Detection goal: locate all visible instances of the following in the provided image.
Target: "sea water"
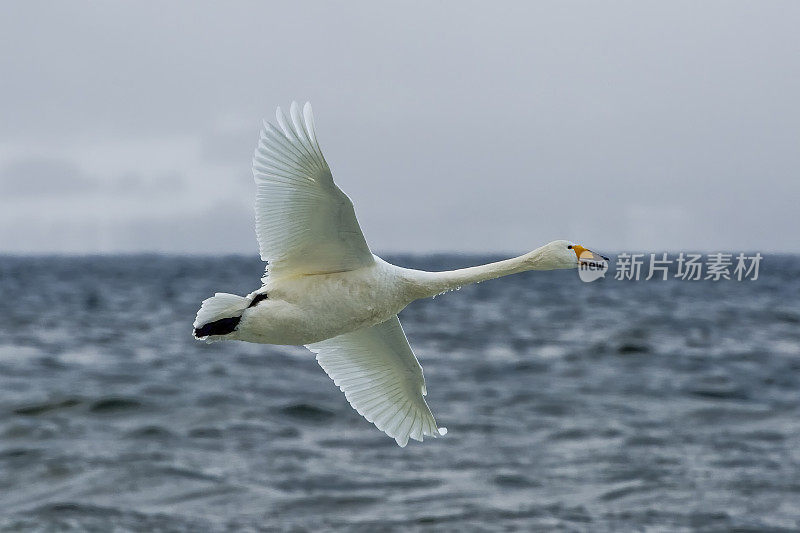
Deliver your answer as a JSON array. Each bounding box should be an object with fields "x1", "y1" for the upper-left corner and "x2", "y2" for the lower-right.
[{"x1": 1, "y1": 254, "x2": 798, "y2": 531}]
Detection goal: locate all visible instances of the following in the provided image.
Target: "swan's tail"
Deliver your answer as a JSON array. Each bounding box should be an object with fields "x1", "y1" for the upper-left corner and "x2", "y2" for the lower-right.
[{"x1": 193, "y1": 292, "x2": 248, "y2": 342}]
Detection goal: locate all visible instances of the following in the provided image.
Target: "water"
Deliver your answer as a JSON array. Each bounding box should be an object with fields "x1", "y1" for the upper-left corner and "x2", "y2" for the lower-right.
[{"x1": 1, "y1": 254, "x2": 799, "y2": 532}]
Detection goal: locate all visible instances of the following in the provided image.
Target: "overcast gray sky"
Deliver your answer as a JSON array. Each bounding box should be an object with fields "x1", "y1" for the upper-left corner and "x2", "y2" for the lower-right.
[{"x1": 1, "y1": 1, "x2": 798, "y2": 254}]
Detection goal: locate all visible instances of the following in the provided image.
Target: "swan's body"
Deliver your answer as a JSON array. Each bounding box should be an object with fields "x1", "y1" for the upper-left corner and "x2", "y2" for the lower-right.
[
  {"x1": 194, "y1": 102, "x2": 605, "y2": 446},
  {"x1": 233, "y1": 257, "x2": 409, "y2": 346}
]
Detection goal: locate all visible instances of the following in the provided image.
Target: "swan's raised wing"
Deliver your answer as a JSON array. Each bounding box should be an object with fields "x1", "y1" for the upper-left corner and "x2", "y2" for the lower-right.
[
  {"x1": 307, "y1": 316, "x2": 447, "y2": 447},
  {"x1": 252, "y1": 102, "x2": 373, "y2": 278}
]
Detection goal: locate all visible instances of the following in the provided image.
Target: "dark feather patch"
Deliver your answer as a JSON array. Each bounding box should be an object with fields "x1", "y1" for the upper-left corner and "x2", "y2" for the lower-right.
[
  {"x1": 194, "y1": 316, "x2": 241, "y2": 338},
  {"x1": 248, "y1": 292, "x2": 269, "y2": 308}
]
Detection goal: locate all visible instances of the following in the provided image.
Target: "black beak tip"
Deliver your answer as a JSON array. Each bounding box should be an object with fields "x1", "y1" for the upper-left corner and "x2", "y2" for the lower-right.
[{"x1": 602, "y1": 255, "x2": 610, "y2": 261}]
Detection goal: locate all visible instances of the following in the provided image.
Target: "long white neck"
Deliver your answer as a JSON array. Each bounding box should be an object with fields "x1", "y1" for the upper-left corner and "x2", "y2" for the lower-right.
[{"x1": 406, "y1": 245, "x2": 555, "y2": 299}]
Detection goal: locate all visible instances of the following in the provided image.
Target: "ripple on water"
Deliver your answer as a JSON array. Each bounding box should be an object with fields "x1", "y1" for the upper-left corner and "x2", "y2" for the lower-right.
[
  {"x1": 1, "y1": 255, "x2": 800, "y2": 530},
  {"x1": 187, "y1": 427, "x2": 223, "y2": 439},
  {"x1": 88, "y1": 397, "x2": 143, "y2": 413},
  {"x1": 125, "y1": 425, "x2": 176, "y2": 440},
  {"x1": 13, "y1": 398, "x2": 82, "y2": 416},
  {"x1": 279, "y1": 403, "x2": 335, "y2": 423}
]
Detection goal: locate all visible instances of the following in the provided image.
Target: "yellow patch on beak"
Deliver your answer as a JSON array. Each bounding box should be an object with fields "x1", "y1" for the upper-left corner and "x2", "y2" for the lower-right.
[
  {"x1": 573, "y1": 245, "x2": 609, "y2": 263},
  {"x1": 572, "y1": 245, "x2": 588, "y2": 259}
]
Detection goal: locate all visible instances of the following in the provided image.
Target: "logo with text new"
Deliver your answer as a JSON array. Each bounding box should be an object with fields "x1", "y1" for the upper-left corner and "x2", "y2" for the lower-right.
[{"x1": 578, "y1": 250, "x2": 609, "y2": 282}]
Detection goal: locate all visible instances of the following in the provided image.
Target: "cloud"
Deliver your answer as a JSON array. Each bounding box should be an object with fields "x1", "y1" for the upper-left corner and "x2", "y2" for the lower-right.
[
  {"x1": 0, "y1": 155, "x2": 188, "y2": 199},
  {"x1": 0, "y1": 193, "x2": 254, "y2": 254},
  {"x1": 1, "y1": 2, "x2": 799, "y2": 252},
  {"x1": 0, "y1": 156, "x2": 95, "y2": 197}
]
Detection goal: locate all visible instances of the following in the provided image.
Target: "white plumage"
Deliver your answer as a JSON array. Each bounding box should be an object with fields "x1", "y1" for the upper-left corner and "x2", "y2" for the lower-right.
[
  {"x1": 308, "y1": 316, "x2": 444, "y2": 447},
  {"x1": 253, "y1": 102, "x2": 373, "y2": 279},
  {"x1": 194, "y1": 101, "x2": 603, "y2": 446},
  {"x1": 193, "y1": 293, "x2": 247, "y2": 339}
]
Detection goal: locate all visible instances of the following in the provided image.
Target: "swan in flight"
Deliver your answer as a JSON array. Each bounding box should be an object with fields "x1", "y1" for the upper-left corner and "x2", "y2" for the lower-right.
[{"x1": 193, "y1": 102, "x2": 606, "y2": 446}]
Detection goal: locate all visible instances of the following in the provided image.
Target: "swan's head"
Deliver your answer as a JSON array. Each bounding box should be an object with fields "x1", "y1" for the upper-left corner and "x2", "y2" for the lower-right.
[{"x1": 532, "y1": 240, "x2": 609, "y2": 270}]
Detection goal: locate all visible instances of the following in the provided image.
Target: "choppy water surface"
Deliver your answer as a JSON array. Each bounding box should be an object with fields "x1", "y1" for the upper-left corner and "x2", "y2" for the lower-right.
[{"x1": 1, "y1": 254, "x2": 799, "y2": 531}]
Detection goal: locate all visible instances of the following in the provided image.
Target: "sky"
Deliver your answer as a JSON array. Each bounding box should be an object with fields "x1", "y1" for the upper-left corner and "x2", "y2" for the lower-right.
[{"x1": 1, "y1": 1, "x2": 798, "y2": 255}]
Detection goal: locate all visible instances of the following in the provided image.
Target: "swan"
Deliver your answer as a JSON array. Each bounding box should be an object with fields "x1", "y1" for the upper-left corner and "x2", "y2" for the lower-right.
[{"x1": 193, "y1": 102, "x2": 606, "y2": 446}]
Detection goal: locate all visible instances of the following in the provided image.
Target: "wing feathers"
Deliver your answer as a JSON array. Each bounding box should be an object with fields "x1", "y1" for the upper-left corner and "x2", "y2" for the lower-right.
[
  {"x1": 252, "y1": 102, "x2": 373, "y2": 277},
  {"x1": 302, "y1": 102, "x2": 326, "y2": 164},
  {"x1": 289, "y1": 102, "x2": 322, "y2": 170},
  {"x1": 307, "y1": 316, "x2": 446, "y2": 447}
]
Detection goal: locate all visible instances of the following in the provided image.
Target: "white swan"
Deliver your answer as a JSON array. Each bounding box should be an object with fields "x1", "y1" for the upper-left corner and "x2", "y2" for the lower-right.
[{"x1": 193, "y1": 102, "x2": 606, "y2": 446}]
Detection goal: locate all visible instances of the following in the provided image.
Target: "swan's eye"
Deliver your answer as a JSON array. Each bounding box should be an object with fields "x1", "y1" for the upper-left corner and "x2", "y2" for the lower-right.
[{"x1": 567, "y1": 245, "x2": 573, "y2": 249}]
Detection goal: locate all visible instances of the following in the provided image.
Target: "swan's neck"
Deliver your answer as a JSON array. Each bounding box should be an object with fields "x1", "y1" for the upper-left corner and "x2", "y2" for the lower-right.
[{"x1": 410, "y1": 246, "x2": 552, "y2": 299}]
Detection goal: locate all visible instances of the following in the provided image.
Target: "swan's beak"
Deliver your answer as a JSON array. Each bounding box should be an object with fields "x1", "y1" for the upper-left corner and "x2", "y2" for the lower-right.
[{"x1": 572, "y1": 245, "x2": 609, "y2": 265}]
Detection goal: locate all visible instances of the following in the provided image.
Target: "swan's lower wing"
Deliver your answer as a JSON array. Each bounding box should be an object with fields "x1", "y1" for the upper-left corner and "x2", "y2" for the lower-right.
[
  {"x1": 306, "y1": 316, "x2": 446, "y2": 447},
  {"x1": 252, "y1": 102, "x2": 374, "y2": 279}
]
